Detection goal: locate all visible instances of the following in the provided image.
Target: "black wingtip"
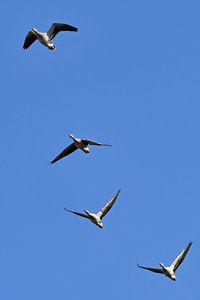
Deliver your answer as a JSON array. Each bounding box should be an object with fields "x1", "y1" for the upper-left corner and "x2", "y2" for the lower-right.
[{"x1": 50, "y1": 158, "x2": 57, "y2": 164}]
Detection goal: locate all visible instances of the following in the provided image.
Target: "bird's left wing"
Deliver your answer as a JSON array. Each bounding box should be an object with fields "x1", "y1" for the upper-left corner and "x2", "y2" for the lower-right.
[
  {"x1": 23, "y1": 31, "x2": 37, "y2": 49},
  {"x1": 47, "y1": 23, "x2": 78, "y2": 40},
  {"x1": 50, "y1": 143, "x2": 77, "y2": 164},
  {"x1": 64, "y1": 208, "x2": 89, "y2": 219},
  {"x1": 97, "y1": 190, "x2": 121, "y2": 219},
  {"x1": 82, "y1": 139, "x2": 111, "y2": 147},
  {"x1": 170, "y1": 242, "x2": 193, "y2": 272},
  {"x1": 137, "y1": 264, "x2": 164, "y2": 274}
]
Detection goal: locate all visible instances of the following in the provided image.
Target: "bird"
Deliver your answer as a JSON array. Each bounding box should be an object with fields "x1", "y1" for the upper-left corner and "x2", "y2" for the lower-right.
[
  {"x1": 23, "y1": 23, "x2": 78, "y2": 50},
  {"x1": 50, "y1": 134, "x2": 112, "y2": 164},
  {"x1": 64, "y1": 190, "x2": 121, "y2": 228},
  {"x1": 137, "y1": 241, "x2": 192, "y2": 281}
]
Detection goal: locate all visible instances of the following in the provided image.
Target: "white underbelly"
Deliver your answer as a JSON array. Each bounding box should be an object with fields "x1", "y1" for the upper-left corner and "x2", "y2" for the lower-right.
[{"x1": 38, "y1": 35, "x2": 52, "y2": 47}]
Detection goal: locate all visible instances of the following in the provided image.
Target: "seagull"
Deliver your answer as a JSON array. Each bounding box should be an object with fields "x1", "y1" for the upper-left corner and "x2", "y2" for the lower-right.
[
  {"x1": 137, "y1": 242, "x2": 192, "y2": 281},
  {"x1": 64, "y1": 190, "x2": 121, "y2": 228},
  {"x1": 23, "y1": 23, "x2": 78, "y2": 50},
  {"x1": 51, "y1": 134, "x2": 112, "y2": 164}
]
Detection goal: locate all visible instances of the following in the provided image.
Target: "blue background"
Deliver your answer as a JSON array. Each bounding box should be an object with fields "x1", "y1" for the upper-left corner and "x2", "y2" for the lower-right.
[{"x1": 1, "y1": 0, "x2": 199, "y2": 299}]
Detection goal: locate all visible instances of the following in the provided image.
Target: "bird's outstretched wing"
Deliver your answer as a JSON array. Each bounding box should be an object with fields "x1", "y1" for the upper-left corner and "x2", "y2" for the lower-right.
[
  {"x1": 170, "y1": 242, "x2": 193, "y2": 272},
  {"x1": 137, "y1": 264, "x2": 164, "y2": 274},
  {"x1": 23, "y1": 31, "x2": 37, "y2": 49},
  {"x1": 47, "y1": 23, "x2": 78, "y2": 40},
  {"x1": 97, "y1": 190, "x2": 121, "y2": 219},
  {"x1": 64, "y1": 208, "x2": 89, "y2": 219},
  {"x1": 51, "y1": 143, "x2": 77, "y2": 164},
  {"x1": 82, "y1": 139, "x2": 112, "y2": 147}
]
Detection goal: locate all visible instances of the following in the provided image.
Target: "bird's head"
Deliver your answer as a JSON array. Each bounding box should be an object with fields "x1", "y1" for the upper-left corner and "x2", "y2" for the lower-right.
[
  {"x1": 32, "y1": 28, "x2": 38, "y2": 34},
  {"x1": 159, "y1": 262, "x2": 165, "y2": 268},
  {"x1": 68, "y1": 134, "x2": 75, "y2": 140}
]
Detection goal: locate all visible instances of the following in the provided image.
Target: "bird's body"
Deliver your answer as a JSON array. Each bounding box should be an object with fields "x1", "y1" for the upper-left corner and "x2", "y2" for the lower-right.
[
  {"x1": 137, "y1": 242, "x2": 192, "y2": 281},
  {"x1": 32, "y1": 29, "x2": 55, "y2": 50},
  {"x1": 64, "y1": 190, "x2": 121, "y2": 229},
  {"x1": 51, "y1": 134, "x2": 111, "y2": 164},
  {"x1": 72, "y1": 136, "x2": 90, "y2": 153},
  {"x1": 84, "y1": 210, "x2": 103, "y2": 228},
  {"x1": 160, "y1": 264, "x2": 176, "y2": 281},
  {"x1": 23, "y1": 23, "x2": 78, "y2": 50}
]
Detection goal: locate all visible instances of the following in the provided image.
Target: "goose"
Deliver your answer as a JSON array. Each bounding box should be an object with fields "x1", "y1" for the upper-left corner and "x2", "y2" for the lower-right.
[
  {"x1": 51, "y1": 134, "x2": 111, "y2": 164},
  {"x1": 64, "y1": 190, "x2": 121, "y2": 228},
  {"x1": 23, "y1": 23, "x2": 78, "y2": 50},
  {"x1": 137, "y1": 241, "x2": 192, "y2": 281}
]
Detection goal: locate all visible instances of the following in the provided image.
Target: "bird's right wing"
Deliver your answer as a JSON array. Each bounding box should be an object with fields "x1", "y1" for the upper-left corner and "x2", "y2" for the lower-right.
[
  {"x1": 51, "y1": 143, "x2": 77, "y2": 164},
  {"x1": 137, "y1": 264, "x2": 164, "y2": 274},
  {"x1": 23, "y1": 31, "x2": 37, "y2": 49},
  {"x1": 64, "y1": 208, "x2": 89, "y2": 219},
  {"x1": 170, "y1": 242, "x2": 193, "y2": 272},
  {"x1": 97, "y1": 190, "x2": 121, "y2": 219},
  {"x1": 48, "y1": 23, "x2": 78, "y2": 40}
]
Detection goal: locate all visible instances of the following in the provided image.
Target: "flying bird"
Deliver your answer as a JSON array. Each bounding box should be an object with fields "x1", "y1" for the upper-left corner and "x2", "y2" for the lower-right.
[
  {"x1": 64, "y1": 190, "x2": 121, "y2": 228},
  {"x1": 23, "y1": 23, "x2": 78, "y2": 50},
  {"x1": 51, "y1": 134, "x2": 111, "y2": 164},
  {"x1": 137, "y1": 241, "x2": 192, "y2": 281}
]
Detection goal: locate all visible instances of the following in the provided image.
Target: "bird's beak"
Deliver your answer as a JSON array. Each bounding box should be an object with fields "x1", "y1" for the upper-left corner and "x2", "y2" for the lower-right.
[{"x1": 68, "y1": 134, "x2": 74, "y2": 140}]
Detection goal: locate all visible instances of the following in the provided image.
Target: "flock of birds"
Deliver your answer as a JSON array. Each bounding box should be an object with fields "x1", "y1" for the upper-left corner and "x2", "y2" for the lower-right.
[{"x1": 23, "y1": 22, "x2": 193, "y2": 282}]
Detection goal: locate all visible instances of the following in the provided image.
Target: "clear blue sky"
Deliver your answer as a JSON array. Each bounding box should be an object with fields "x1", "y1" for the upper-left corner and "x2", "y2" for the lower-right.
[{"x1": 0, "y1": 0, "x2": 199, "y2": 299}]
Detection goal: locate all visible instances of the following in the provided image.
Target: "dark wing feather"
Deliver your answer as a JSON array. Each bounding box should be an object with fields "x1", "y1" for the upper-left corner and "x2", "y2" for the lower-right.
[
  {"x1": 51, "y1": 143, "x2": 77, "y2": 164},
  {"x1": 23, "y1": 31, "x2": 37, "y2": 49},
  {"x1": 170, "y1": 242, "x2": 193, "y2": 272},
  {"x1": 137, "y1": 264, "x2": 164, "y2": 274},
  {"x1": 82, "y1": 139, "x2": 111, "y2": 147},
  {"x1": 48, "y1": 23, "x2": 78, "y2": 40},
  {"x1": 64, "y1": 208, "x2": 89, "y2": 219}
]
